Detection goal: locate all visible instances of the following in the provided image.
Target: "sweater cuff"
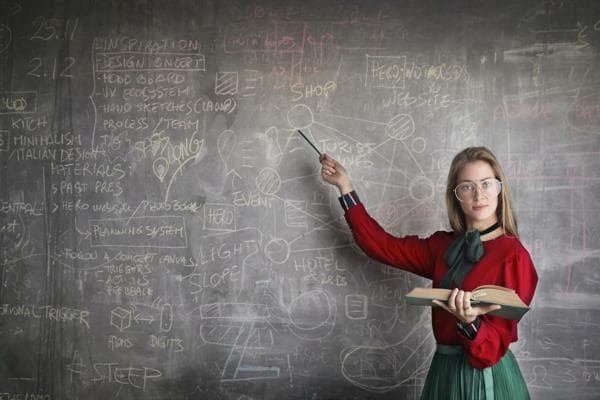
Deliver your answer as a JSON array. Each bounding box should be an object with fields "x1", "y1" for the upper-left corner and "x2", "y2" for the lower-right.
[
  {"x1": 338, "y1": 190, "x2": 361, "y2": 211},
  {"x1": 457, "y1": 317, "x2": 481, "y2": 340}
]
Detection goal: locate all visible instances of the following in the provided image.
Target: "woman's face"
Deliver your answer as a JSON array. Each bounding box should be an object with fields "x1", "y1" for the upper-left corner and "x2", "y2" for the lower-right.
[{"x1": 456, "y1": 160, "x2": 499, "y2": 230}]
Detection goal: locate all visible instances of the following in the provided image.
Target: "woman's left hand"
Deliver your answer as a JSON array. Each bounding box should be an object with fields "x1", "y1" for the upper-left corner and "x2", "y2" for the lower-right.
[{"x1": 432, "y1": 288, "x2": 501, "y2": 324}]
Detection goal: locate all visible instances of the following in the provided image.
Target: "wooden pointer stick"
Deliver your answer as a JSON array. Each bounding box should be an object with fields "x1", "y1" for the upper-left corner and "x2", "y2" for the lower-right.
[{"x1": 296, "y1": 130, "x2": 322, "y2": 156}]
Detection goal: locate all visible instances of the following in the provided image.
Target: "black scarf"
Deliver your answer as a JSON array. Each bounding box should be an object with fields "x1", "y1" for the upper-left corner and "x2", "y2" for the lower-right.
[{"x1": 440, "y1": 222, "x2": 499, "y2": 289}]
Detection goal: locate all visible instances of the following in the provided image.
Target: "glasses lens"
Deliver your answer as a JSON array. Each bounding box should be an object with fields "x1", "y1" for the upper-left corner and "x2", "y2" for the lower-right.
[
  {"x1": 482, "y1": 178, "x2": 501, "y2": 197},
  {"x1": 455, "y1": 183, "x2": 476, "y2": 202}
]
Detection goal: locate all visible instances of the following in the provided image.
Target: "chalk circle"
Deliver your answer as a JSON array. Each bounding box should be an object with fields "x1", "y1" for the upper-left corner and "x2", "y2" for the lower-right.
[
  {"x1": 217, "y1": 129, "x2": 236, "y2": 162},
  {"x1": 340, "y1": 346, "x2": 400, "y2": 392},
  {"x1": 289, "y1": 290, "x2": 333, "y2": 330},
  {"x1": 566, "y1": 92, "x2": 600, "y2": 134},
  {"x1": 287, "y1": 104, "x2": 314, "y2": 130},
  {"x1": 288, "y1": 290, "x2": 336, "y2": 340},
  {"x1": 255, "y1": 167, "x2": 281, "y2": 195},
  {"x1": 385, "y1": 114, "x2": 415, "y2": 140},
  {"x1": 0, "y1": 24, "x2": 11, "y2": 55},
  {"x1": 264, "y1": 238, "x2": 290, "y2": 264},
  {"x1": 160, "y1": 304, "x2": 173, "y2": 332},
  {"x1": 411, "y1": 137, "x2": 426, "y2": 153},
  {"x1": 409, "y1": 176, "x2": 435, "y2": 201}
]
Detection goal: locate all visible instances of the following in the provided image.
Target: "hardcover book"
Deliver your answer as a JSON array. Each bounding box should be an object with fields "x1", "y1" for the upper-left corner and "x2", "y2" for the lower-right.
[{"x1": 405, "y1": 284, "x2": 530, "y2": 320}]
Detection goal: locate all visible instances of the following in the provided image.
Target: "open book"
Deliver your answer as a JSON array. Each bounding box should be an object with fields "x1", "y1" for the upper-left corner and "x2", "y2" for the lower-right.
[{"x1": 405, "y1": 285, "x2": 530, "y2": 320}]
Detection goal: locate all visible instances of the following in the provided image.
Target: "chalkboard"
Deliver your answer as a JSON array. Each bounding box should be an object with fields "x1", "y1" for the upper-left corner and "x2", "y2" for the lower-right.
[{"x1": 1, "y1": 1, "x2": 600, "y2": 399}]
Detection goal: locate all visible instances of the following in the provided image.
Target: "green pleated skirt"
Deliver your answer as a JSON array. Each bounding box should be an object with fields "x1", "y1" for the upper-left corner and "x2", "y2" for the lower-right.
[{"x1": 420, "y1": 345, "x2": 530, "y2": 400}]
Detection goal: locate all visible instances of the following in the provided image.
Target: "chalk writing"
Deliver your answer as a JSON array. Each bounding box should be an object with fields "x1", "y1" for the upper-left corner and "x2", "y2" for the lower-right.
[
  {"x1": 0, "y1": 304, "x2": 90, "y2": 329},
  {"x1": 88, "y1": 216, "x2": 187, "y2": 248}
]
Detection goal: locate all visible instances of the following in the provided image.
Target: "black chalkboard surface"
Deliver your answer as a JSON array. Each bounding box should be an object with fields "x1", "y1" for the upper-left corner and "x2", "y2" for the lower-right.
[{"x1": 1, "y1": 1, "x2": 600, "y2": 399}]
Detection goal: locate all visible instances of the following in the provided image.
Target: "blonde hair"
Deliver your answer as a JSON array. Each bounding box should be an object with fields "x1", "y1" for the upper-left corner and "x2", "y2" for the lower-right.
[{"x1": 445, "y1": 146, "x2": 519, "y2": 237}]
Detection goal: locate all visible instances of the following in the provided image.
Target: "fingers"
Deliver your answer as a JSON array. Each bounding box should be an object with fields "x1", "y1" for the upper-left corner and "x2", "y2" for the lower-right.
[
  {"x1": 447, "y1": 288, "x2": 459, "y2": 311},
  {"x1": 319, "y1": 155, "x2": 352, "y2": 193},
  {"x1": 436, "y1": 288, "x2": 503, "y2": 325},
  {"x1": 321, "y1": 164, "x2": 337, "y2": 176},
  {"x1": 320, "y1": 154, "x2": 335, "y2": 167},
  {"x1": 447, "y1": 289, "x2": 472, "y2": 312},
  {"x1": 458, "y1": 290, "x2": 471, "y2": 312},
  {"x1": 437, "y1": 289, "x2": 477, "y2": 323},
  {"x1": 320, "y1": 154, "x2": 339, "y2": 176},
  {"x1": 453, "y1": 290, "x2": 474, "y2": 319}
]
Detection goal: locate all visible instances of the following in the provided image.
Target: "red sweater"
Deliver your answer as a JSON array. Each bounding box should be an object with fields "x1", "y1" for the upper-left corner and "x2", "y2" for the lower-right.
[{"x1": 346, "y1": 203, "x2": 538, "y2": 370}]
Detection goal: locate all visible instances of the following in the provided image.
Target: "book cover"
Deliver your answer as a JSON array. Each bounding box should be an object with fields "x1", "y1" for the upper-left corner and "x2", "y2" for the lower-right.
[{"x1": 404, "y1": 285, "x2": 530, "y2": 320}]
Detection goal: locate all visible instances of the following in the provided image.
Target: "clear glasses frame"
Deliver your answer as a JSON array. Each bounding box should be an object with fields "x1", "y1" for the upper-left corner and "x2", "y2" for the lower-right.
[{"x1": 454, "y1": 178, "x2": 502, "y2": 202}]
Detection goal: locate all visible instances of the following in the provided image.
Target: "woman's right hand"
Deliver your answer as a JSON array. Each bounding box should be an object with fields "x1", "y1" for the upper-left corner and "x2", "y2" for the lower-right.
[{"x1": 320, "y1": 154, "x2": 353, "y2": 194}]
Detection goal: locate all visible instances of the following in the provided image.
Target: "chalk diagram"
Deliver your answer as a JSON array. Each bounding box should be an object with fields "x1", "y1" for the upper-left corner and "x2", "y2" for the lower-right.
[
  {"x1": 178, "y1": 103, "x2": 439, "y2": 390},
  {"x1": 285, "y1": 103, "x2": 439, "y2": 392},
  {"x1": 47, "y1": 96, "x2": 442, "y2": 391},
  {"x1": 110, "y1": 298, "x2": 173, "y2": 333},
  {"x1": 195, "y1": 289, "x2": 336, "y2": 382},
  {"x1": 119, "y1": 101, "x2": 439, "y2": 390},
  {"x1": 286, "y1": 103, "x2": 438, "y2": 223}
]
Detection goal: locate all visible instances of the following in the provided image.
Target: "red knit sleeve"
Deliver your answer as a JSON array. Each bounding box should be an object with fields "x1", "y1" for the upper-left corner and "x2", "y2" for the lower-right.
[
  {"x1": 345, "y1": 203, "x2": 439, "y2": 279},
  {"x1": 459, "y1": 246, "x2": 538, "y2": 369}
]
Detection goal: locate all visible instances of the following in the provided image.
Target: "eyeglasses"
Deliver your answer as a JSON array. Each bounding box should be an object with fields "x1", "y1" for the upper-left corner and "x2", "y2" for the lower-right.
[{"x1": 454, "y1": 178, "x2": 502, "y2": 202}]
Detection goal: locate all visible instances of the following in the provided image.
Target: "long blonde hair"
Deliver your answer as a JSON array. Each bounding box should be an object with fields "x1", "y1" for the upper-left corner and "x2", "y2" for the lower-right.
[{"x1": 445, "y1": 146, "x2": 519, "y2": 237}]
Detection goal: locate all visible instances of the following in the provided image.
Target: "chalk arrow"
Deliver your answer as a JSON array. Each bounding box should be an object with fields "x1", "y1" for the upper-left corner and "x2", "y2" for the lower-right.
[{"x1": 134, "y1": 313, "x2": 155, "y2": 324}]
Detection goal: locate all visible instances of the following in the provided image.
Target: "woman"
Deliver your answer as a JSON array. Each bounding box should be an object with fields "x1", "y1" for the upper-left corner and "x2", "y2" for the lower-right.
[{"x1": 320, "y1": 146, "x2": 538, "y2": 399}]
